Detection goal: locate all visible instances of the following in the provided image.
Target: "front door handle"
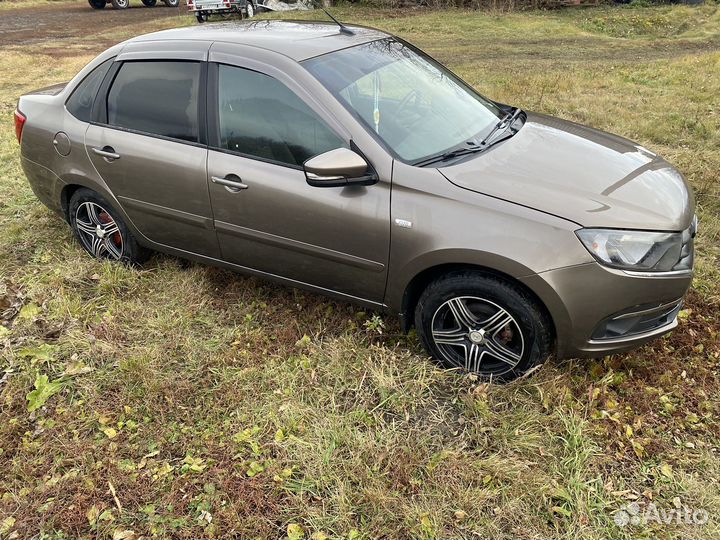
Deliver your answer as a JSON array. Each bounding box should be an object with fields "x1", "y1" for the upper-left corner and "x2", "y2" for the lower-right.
[
  {"x1": 92, "y1": 146, "x2": 120, "y2": 161},
  {"x1": 211, "y1": 175, "x2": 248, "y2": 193}
]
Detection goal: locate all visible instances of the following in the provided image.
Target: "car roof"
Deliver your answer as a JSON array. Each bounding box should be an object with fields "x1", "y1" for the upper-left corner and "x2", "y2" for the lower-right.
[{"x1": 129, "y1": 20, "x2": 391, "y2": 61}]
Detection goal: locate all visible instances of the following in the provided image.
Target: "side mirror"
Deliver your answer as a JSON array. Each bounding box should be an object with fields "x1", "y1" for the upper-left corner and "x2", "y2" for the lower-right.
[{"x1": 304, "y1": 148, "x2": 378, "y2": 188}]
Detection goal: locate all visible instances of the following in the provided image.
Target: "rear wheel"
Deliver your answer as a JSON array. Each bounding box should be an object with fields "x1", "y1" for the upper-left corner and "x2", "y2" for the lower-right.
[
  {"x1": 196, "y1": 11, "x2": 209, "y2": 21},
  {"x1": 69, "y1": 189, "x2": 149, "y2": 265},
  {"x1": 111, "y1": 0, "x2": 129, "y2": 8},
  {"x1": 163, "y1": 0, "x2": 179, "y2": 6},
  {"x1": 88, "y1": 0, "x2": 107, "y2": 8},
  {"x1": 415, "y1": 272, "x2": 553, "y2": 381},
  {"x1": 245, "y1": 0, "x2": 254, "y2": 17}
]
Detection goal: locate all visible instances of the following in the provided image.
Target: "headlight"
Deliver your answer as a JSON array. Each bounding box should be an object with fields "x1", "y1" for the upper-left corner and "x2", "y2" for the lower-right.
[{"x1": 576, "y1": 228, "x2": 682, "y2": 272}]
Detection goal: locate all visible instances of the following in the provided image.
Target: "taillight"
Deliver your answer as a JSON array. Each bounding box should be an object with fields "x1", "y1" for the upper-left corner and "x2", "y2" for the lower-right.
[
  {"x1": 187, "y1": 0, "x2": 193, "y2": 6},
  {"x1": 14, "y1": 109, "x2": 26, "y2": 144}
]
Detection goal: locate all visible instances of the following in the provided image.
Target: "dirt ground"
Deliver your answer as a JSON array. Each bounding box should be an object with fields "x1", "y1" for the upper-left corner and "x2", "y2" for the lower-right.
[{"x1": 0, "y1": 1, "x2": 186, "y2": 48}]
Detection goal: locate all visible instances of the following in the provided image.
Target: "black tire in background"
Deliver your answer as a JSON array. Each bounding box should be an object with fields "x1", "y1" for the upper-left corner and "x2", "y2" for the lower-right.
[
  {"x1": 69, "y1": 188, "x2": 150, "y2": 266},
  {"x1": 415, "y1": 271, "x2": 553, "y2": 382},
  {"x1": 164, "y1": 0, "x2": 180, "y2": 6},
  {"x1": 142, "y1": 0, "x2": 157, "y2": 5},
  {"x1": 88, "y1": 0, "x2": 107, "y2": 8},
  {"x1": 111, "y1": 0, "x2": 129, "y2": 8},
  {"x1": 196, "y1": 11, "x2": 209, "y2": 21}
]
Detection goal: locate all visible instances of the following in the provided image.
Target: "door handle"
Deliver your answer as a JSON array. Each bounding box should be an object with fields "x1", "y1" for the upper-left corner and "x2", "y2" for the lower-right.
[
  {"x1": 92, "y1": 146, "x2": 120, "y2": 161},
  {"x1": 211, "y1": 175, "x2": 248, "y2": 193}
]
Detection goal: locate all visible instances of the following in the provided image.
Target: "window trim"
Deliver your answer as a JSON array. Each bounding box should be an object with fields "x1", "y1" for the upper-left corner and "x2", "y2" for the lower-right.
[
  {"x1": 64, "y1": 57, "x2": 116, "y2": 122},
  {"x1": 92, "y1": 59, "x2": 208, "y2": 147},
  {"x1": 207, "y1": 60, "x2": 349, "y2": 171}
]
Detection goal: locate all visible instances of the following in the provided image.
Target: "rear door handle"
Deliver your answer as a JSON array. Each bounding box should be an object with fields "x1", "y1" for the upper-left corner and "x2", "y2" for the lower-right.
[
  {"x1": 92, "y1": 146, "x2": 120, "y2": 161},
  {"x1": 211, "y1": 175, "x2": 248, "y2": 193}
]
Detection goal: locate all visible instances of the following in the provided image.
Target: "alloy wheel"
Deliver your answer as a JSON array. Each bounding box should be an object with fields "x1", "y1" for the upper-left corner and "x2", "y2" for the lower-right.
[
  {"x1": 431, "y1": 296, "x2": 525, "y2": 376},
  {"x1": 74, "y1": 202, "x2": 124, "y2": 260}
]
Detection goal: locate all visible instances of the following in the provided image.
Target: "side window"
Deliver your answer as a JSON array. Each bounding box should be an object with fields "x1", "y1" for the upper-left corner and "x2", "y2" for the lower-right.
[
  {"x1": 217, "y1": 64, "x2": 345, "y2": 167},
  {"x1": 107, "y1": 61, "x2": 200, "y2": 143},
  {"x1": 66, "y1": 58, "x2": 114, "y2": 122}
]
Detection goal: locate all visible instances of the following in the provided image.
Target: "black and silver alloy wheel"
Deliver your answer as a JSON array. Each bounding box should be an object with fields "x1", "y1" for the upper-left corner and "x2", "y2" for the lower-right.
[
  {"x1": 74, "y1": 201, "x2": 124, "y2": 260},
  {"x1": 415, "y1": 272, "x2": 553, "y2": 381},
  {"x1": 431, "y1": 296, "x2": 524, "y2": 376},
  {"x1": 68, "y1": 188, "x2": 150, "y2": 266}
]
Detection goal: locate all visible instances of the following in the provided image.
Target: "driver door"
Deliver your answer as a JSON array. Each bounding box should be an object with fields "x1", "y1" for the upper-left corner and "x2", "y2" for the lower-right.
[{"x1": 206, "y1": 59, "x2": 391, "y2": 303}]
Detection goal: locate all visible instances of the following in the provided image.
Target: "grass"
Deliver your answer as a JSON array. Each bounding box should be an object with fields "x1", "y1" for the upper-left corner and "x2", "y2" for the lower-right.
[{"x1": 1, "y1": 3, "x2": 720, "y2": 538}]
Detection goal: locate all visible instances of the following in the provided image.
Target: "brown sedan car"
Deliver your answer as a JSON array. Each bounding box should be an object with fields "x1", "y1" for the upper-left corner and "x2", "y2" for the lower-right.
[{"x1": 15, "y1": 21, "x2": 696, "y2": 380}]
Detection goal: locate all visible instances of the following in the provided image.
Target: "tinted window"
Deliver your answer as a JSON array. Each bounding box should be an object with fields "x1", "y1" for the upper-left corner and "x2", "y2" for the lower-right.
[
  {"x1": 107, "y1": 61, "x2": 200, "y2": 142},
  {"x1": 66, "y1": 58, "x2": 114, "y2": 122},
  {"x1": 218, "y1": 64, "x2": 344, "y2": 167}
]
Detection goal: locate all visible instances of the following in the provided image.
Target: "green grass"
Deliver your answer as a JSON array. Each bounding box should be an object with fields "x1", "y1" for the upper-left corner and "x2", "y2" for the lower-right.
[{"x1": 2, "y1": 4, "x2": 720, "y2": 538}]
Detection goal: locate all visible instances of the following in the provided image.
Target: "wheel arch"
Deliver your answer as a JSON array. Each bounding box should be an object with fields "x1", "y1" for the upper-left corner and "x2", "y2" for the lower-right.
[{"x1": 398, "y1": 262, "x2": 557, "y2": 345}]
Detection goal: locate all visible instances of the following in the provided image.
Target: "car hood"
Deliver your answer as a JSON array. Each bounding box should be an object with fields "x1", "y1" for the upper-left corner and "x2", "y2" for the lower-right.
[{"x1": 438, "y1": 112, "x2": 694, "y2": 231}]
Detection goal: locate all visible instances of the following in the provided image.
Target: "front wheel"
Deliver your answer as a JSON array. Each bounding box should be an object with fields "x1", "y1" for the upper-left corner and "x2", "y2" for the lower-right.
[
  {"x1": 88, "y1": 0, "x2": 107, "y2": 8},
  {"x1": 415, "y1": 272, "x2": 553, "y2": 381},
  {"x1": 245, "y1": 0, "x2": 254, "y2": 17},
  {"x1": 111, "y1": 0, "x2": 129, "y2": 8},
  {"x1": 69, "y1": 189, "x2": 150, "y2": 265},
  {"x1": 163, "y1": 0, "x2": 179, "y2": 6}
]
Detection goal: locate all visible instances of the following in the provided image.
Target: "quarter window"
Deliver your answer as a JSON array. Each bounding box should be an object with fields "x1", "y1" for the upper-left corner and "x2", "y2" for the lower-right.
[
  {"x1": 107, "y1": 61, "x2": 201, "y2": 143},
  {"x1": 217, "y1": 64, "x2": 344, "y2": 167},
  {"x1": 66, "y1": 58, "x2": 114, "y2": 122}
]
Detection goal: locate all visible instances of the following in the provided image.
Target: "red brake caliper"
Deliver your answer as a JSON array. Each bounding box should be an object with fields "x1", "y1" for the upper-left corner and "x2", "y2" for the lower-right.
[{"x1": 98, "y1": 212, "x2": 121, "y2": 246}]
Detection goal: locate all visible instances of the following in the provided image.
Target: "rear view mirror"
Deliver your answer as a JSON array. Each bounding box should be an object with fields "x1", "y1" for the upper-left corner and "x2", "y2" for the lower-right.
[{"x1": 304, "y1": 148, "x2": 378, "y2": 187}]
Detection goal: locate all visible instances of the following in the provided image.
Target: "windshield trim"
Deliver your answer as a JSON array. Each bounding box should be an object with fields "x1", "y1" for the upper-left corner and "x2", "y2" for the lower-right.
[{"x1": 301, "y1": 36, "x2": 505, "y2": 167}]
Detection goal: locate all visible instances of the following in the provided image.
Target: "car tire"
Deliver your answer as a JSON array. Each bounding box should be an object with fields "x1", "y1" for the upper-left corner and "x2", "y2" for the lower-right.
[
  {"x1": 69, "y1": 189, "x2": 150, "y2": 266},
  {"x1": 142, "y1": 0, "x2": 157, "y2": 5},
  {"x1": 415, "y1": 272, "x2": 553, "y2": 381},
  {"x1": 196, "y1": 11, "x2": 208, "y2": 22},
  {"x1": 88, "y1": 0, "x2": 107, "y2": 8},
  {"x1": 111, "y1": 0, "x2": 129, "y2": 8},
  {"x1": 163, "y1": 0, "x2": 179, "y2": 6},
  {"x1": 245, "y1": 0, "x2": 254, "y2": 17}
]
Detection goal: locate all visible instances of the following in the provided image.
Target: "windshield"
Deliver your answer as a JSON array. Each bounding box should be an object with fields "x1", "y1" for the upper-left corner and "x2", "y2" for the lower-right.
[{"x1": 303, "y1": 38, "x2": 503, "y2": 163}]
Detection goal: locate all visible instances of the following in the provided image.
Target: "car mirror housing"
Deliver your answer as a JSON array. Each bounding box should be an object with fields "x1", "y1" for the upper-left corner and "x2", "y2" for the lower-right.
[{"x1": 304, "y1": 148, "x2": 378, "y2": 187}]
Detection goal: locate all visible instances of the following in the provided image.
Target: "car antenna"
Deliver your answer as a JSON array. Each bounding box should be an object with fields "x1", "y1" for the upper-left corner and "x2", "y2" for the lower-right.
[{"x1": 323, "y1": 9, "x2": 354, "y2": 36}]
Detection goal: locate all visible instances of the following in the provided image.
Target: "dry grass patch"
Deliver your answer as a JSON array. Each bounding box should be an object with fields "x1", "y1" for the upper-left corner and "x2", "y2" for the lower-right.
[{"x1": 1, "y1": 4, "x2": 720, "y2": 538}]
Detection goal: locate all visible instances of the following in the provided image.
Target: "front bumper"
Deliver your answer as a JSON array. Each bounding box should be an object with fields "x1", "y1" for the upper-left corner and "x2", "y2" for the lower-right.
[{"x1": 521, "y1": 262, "x2": 692, "y2": 358}]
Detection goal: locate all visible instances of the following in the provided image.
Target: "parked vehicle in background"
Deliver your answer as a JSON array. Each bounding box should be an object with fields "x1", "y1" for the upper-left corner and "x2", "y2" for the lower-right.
[
  {"x1": 188, "y1": 0, "x2": 257, "y2": 22},
  {"x1": 14, "y1": 21, "x2": 696, "y2": 381},
  {"x1": 88, "y1": 0, "x2": 179, "y2": 9}
]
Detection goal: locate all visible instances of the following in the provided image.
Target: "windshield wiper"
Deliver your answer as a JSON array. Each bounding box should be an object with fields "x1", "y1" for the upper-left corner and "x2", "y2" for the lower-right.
[
  {"x1": 478, "y1": 107, "x2": 523, "y2": 147},
  {"x1": 413, "y1": 107, "x2": 524, "y2": 168},
  {"x1": 412, "y1": 145, "x2": 486, "y2": 168}
]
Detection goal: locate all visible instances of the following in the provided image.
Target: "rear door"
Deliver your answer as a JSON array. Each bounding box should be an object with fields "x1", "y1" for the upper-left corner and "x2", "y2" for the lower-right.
[
  {"x1": 206, "y1": 48, "x2": 391, "y2": 303},
  {"x1": 85, "y1": 42, "x2": 220, "y2": 258}
]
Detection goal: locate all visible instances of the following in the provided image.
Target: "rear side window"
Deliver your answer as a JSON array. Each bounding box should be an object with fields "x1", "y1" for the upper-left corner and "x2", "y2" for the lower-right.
[
  {"x1": 66, "y1": 58, "x2": 114, "y2": 122},
  {"x1": 217, "y1": 64, "x2": 344, "y2": 167},
  {"x1": 107, "y1": 61, "x2": 201, "y2": 143}
]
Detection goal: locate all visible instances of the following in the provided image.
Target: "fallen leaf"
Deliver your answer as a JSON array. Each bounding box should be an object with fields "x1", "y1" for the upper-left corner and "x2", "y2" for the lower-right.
[
  {"x1": 659, "y1": 463, "x2": 673, "y2": 480},
  {"x1": 26, "y1": 373, "x2": 63, "y2": 412}
]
